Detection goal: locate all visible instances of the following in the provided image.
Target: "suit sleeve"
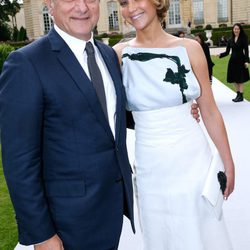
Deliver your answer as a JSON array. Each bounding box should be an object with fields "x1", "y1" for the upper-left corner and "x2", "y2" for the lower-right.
[
  {"x1": 203, "y1": 44, "x2": 214, "y2": 68},
  {"x1": 0, "y1": 50, "x2": 56, "y2": 245},
  {"x1": 243, "y1": 38, "x2": 249, "y2": 63},
  {"x1": 219, "y1": 40, "x2": 231, "y2": 58}
]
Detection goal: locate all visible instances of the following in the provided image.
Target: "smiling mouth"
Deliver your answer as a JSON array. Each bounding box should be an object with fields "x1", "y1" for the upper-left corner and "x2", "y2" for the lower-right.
[
  {"x1": 71, "y1": 16, "x2": 90, "y2": 21},
  {"x1": 131, "y1": 13, "x2": 143, "y2": 20}
]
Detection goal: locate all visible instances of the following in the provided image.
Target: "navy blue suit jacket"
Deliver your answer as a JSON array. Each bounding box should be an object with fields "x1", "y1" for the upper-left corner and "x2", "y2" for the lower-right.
[{"x1": 0, "y1": 28, "x2": 134, "y2": 248}]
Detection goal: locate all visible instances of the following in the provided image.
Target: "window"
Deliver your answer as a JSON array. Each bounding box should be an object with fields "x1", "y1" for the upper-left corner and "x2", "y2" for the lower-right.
[
  {"x1": 107, "y1": 1, "x2": 119, "y2": 31},
  {"x1": 43, "y1": 6, "x2": 53, "y2": 34},
  {"x1": 193, "y1": 0, "x2": 204, "y2": 24},
  {"x1": 168, "y1": 0, "x2": 181, "y2": 26},
  {"x1": 217, "y1": 0, "x2": 228, "y2": 22}
]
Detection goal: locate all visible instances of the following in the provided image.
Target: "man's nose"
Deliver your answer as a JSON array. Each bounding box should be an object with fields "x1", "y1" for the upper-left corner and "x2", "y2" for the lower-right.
[{"x1": 74, "y1": 0, "x2": 89, "y2": 11}]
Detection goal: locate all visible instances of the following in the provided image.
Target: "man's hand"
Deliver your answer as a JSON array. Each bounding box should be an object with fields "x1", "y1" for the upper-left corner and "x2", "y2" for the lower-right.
[
  {"x1": 34, "y1": 234, "x2": 64, "y2": 250},
  {"x1": 191, "y1": 103, "x2": 200, "y2": 122}
]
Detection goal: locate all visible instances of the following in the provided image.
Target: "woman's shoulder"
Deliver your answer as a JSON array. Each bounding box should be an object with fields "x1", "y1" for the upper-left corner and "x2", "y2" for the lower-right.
[
  {"x1": 113, "y1": 41, "x2": 127, "y2": 51},
  {"x1": 168, "y1": 37, "x2": 202, "y2": 58},
  {"x1": 113, "y1": 40, "x2": 132, "y2": 64},
  {"x1": 170, "y1": 37, "x2": 207, "y2": 68},
  {"x1": 113, "y1": 40, "x2": 132, "y2": 55},
  {"x1": 165, "y1": 35, "x2": 200, "y2": 50}
]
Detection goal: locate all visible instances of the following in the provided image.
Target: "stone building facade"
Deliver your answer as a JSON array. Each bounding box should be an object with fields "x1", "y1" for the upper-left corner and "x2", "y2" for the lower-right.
[{"x1": 18, "y1": 0, "x2": 250, "y2": 40}]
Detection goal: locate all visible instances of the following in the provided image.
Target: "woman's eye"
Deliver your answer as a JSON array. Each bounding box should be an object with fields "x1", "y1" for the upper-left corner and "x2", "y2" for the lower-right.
[{"x1": 120, "y1": 1, "x2": 128, "y2": 6}]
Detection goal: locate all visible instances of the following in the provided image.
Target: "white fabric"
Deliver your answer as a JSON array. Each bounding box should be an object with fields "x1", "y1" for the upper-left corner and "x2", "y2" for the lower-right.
[
  {"x1": 121, "y1": 46, "x2": 233, "y2": 250},
  {"x1": 122, "y1": 46, "x2": 200, "y2": 111},
  {"x1": 54, "y1": 25, "x2": 117, "y2": 137},
  {"x1": 202, "y1": 150, "x2": 225, "y2": 219},
  {"x1": 132, "y1": 102, "x2": 232, "y2": 250}
]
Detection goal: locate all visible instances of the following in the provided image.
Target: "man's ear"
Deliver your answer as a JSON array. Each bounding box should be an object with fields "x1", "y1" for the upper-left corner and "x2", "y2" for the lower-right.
[{"x1": 45, "y1": 0, "x2": 54, "y2": 15}]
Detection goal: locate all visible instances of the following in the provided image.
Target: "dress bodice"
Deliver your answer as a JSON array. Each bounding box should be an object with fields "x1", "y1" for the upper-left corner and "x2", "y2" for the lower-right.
[{"x1": 121, "y1": 46, "x2": 201, "y2": 111}]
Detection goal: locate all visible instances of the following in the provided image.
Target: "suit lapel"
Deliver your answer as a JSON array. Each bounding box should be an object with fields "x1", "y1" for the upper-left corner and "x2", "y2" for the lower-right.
[{"x1": 48, "y1": 29, "x2": 114, "y2": 141}]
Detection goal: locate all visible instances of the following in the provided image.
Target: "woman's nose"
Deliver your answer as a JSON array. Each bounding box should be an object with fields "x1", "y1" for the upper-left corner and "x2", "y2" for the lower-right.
[{"x1": 128, "y1": 0, "x2": 137, "y2": 12}]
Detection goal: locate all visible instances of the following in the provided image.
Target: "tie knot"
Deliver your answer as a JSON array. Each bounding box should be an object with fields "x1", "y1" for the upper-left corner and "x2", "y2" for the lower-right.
[{"x1": 85, "y1": 42, "x2": 95, "y2": 55}]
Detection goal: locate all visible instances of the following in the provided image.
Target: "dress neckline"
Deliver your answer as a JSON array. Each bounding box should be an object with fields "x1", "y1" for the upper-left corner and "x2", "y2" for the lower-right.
[
  {"x1": 121, "y1": 46, "x2": 187, "y2": 57},
  {"x1": 123, "y1": 45, "x2": 184, "y2": 50},
  {"x1": 122, "y1": 46, "x2": 186, "y2": 53}
]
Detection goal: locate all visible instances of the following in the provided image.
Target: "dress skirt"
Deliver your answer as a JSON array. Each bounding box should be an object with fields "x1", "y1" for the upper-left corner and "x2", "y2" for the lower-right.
[
  {"x1": 227, "y1": 57, "x2": 250, "y2": 83},
  {"x1": 132, "y1": 101, "x2": 233, "y2": 250}
]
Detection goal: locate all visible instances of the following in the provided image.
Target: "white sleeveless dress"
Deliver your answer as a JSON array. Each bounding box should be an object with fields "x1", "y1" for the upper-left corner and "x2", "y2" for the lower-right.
[{"x1": 122, "y1": 46, "x2": 233, "y2": 250}]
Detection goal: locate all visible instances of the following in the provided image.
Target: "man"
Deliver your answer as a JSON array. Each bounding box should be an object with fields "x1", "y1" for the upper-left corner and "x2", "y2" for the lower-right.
[
  {"x1": 0, "y1": 0, "x2": 199, "y2": 249},
  {"x1": 0, "y1": 0, "x2": 134, "y2": 249}
]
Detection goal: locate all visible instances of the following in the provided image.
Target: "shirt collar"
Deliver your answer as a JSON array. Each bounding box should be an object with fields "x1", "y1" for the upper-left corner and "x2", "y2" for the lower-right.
[{"x1": 54, "y1": 24, "x2": 95, "y2": 53}]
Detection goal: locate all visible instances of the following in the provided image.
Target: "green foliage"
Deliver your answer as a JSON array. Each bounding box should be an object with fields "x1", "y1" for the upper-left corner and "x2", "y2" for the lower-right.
[
  {"x1": 100, "y1": 33, "x2": 109, "y2": 38},
  {"x1": 195, "y1": 25, "x2": 204, "y2": 30},
  {"x1": 0, "y1": 23, "x2": 11, "y2": 41},
  {"x1": 205, "y1": 24, "x2": 213, "y2": 30},
  {"x1": 212, "y1": 30, "x2": 232, "y2": 46},
  {"x1": 212, "y1": 28, "x2": 250, "y2": 46},
  {"x1": 0, "y1": 43, "x2": 14, "y2": 72},
  {"x1": 192, "y1": 26, "x2": 250, "y2": 46},
  {"x1": 244, "y1": 28, "x2": 250, "y2": 40},
  {"x1": 219, "y1": 23, "x2": 227, "y2": 28},
  {"x1": 0, "y1": 0, "x2": 10, "y2": 23},
  {"x1": 108, "y1": 34, "x2": 123, "y2": 46},
  {"x1": 0, "y1": 0, "x2": 21, "y2": 42},
  {"x1": 7, "y1": 40, "x2": 32, "y2": 49},
  {"x1": 5, "y1": 0, "x2": 20, "y2": 19},
  {"x1": 17, "y1": 26, "x2": 27, "y2": 41},
  {"x1": 94, "y1": 33, "x2": 123, "y2": 46},
  {"x1": 109, "y1": 38, "x2": 123, "y2": 47},
  {"x1": 12, "y1": 26, "x2": 19, "y2": 41},
  {"x1": 109, "y1": 33, "x2": 123, "y2": 39},
  {"x1": 0, "y1": 0, "x2": 20, "y2": 24},
  {"x1": 12, "y1": 26, "x2": 28, "y2": 42},
  {"x1": 0, "y1": 145, "x2": 18, "y2": 250}
]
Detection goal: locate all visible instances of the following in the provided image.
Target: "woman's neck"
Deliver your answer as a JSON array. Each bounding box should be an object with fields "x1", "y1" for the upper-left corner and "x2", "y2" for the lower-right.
[{"x1": 134, "y1": 23, "x2": 168, "y2": 47}]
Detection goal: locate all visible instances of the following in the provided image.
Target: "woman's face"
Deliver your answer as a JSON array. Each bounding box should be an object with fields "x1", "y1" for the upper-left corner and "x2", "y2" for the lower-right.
[
  {"x1": 118, "y1": 0, "x2": 158, "y2": 31},
  {"x1": 233, "y1": 25, "x2": 241, "y2": 37}
]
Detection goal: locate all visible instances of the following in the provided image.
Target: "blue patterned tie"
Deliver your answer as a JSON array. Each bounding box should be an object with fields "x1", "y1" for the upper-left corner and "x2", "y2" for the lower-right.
[{"x1": 85, "y1": 42, "x2": 108, "y2": 120}]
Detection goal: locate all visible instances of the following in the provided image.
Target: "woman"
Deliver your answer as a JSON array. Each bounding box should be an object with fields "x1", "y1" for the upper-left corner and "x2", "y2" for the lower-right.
[
  {"x1": 113, "y1": 0, "x2": 235, "y2": 249},
  {"x1": 219, "y1": 23, "x2": 249, "y2": 102},
  {"x1": 195, "y1": 33, "x2": 215, "y2": 83}
]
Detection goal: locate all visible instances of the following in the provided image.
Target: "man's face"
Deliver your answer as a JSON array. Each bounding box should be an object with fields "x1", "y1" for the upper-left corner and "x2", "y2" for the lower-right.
[{"x1": 47, "y1": 0, "x2": 100, "y2": 40}]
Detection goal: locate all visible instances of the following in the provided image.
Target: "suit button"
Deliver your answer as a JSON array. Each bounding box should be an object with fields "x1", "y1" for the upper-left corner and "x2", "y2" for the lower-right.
[{"x1": 116, "y1": 147, "x2": 119, "y2": 152}]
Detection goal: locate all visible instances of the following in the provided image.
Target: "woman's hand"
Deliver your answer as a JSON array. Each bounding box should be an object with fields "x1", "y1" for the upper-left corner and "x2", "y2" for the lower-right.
[
  {"x1": 191, "y1": 103, "x2": 200, "y2": 122},
  {"x1": 223, "y1": 168, "x2": 235, "y2": 200},
  {"x1": 244, "y1": 62, "x2": 249, "y2": 69}
]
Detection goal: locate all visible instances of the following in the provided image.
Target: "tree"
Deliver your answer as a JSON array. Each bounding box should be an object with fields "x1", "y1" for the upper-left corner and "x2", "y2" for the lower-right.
[
  {"x1": 0, "y1": 0, "x2": 20, "y2": 41},
  {"x1": 0, "y1": 0, "x2": 20, "y2": 27},
  {"x1": 0, "y1": 0, "x2": 10, "y2": 23}
]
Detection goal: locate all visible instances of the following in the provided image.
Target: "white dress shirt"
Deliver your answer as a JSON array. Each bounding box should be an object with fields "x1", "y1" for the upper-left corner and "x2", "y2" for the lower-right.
[{"x1": 54, "y1": 25, "x2": 117, "y2": 137}]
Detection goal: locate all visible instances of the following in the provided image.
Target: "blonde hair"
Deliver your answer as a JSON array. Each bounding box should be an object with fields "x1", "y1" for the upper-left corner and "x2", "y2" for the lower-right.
[{"x1": 151, "y1": 0, "x2": 170, "y2": 23}]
